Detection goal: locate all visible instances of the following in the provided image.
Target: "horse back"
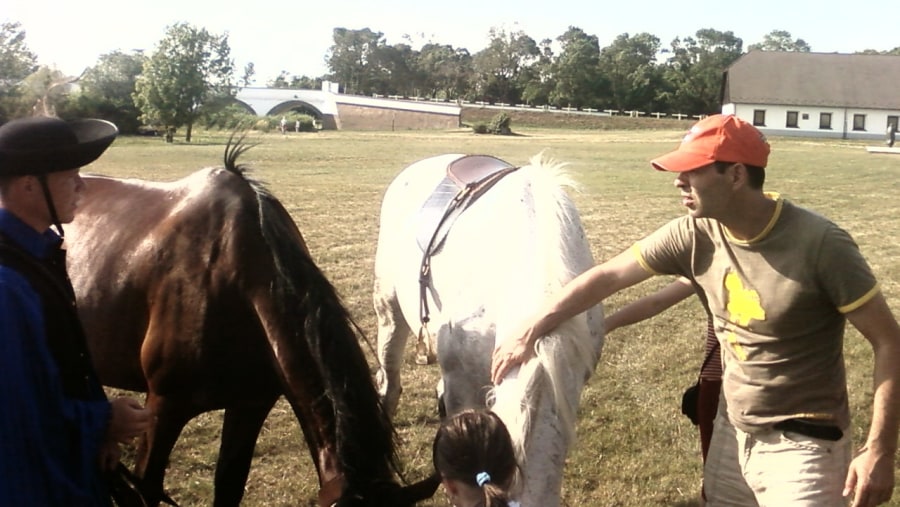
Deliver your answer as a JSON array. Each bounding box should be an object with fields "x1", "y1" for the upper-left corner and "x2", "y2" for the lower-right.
[{"x1": 68, "y1": 168, "x2": 280, "y2": 397}]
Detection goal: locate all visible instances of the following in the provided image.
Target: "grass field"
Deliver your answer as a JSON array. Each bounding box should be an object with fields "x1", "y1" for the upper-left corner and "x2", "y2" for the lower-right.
[{"x1": 89, "y1": 126, "x2": 900, "y2": 506}]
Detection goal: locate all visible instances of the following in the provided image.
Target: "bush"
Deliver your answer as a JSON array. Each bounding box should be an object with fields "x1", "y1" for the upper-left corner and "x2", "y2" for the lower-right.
[
  {"x1": 266, "y1": 113, "x2": 318, "y2": 133},
  {"x1": 489, "y1": 112, "x2": 512, "y2": 135},
  {"x1": 471, "y1": 113, "x2": 512, "y2": 135},
  {"x1": 254, "y1": 118, "x2": 272, "y2": 132}
]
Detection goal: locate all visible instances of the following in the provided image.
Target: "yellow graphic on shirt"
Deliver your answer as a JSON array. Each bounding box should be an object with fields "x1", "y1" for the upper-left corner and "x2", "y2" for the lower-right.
[{"x1": 724, "y1": 272, "x2": 765, "y2": 361}]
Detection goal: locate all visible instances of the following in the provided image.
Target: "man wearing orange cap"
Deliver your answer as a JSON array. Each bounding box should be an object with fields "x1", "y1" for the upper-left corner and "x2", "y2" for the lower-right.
[{"x1": 491, "y1": 114, "x2": 900, "y2": 507}]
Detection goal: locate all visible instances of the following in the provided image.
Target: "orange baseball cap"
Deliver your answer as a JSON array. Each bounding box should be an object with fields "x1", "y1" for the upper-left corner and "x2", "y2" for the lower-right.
[{"x1": 651, "y1": 114, "x2": 770, "y2": 172}]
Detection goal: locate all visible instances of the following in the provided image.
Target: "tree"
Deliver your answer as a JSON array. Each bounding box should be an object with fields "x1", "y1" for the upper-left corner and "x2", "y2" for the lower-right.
[
  {"x1": 748, "y1": 30, "x2": 811, "y2": 52},
  {"x1": 470, "y1": 26, "x2": 540, "y2": 104},
  {"x1": 326, "y1": 27, "x2": 386, "y2": 95},
  {"x1": 133, "y1": 23, "x2": 235, "y2": 142},
  {"x1": 598, "y1": 32, "x2": 663, "y2": 112},
  {"x1": 858, "y1": 47, "x2": 900, "y2": 56},
  {"x1": 63, "y1": 51, "x2": 145, "y2": 133},
  {"x1": 520, "y1": 38, "x2": 554, "y2": 106},
  {"x1": 0, "y1": 21, "x2": 39, "y2": 122},
  {"x1": 663, "y1": 29, "x2": 743, "y2": 115},
  {"x1": 373, "y1": 42, "x2": 418, "y2": 96},
  {"x1": 417, "y1": 43, "x2": 472, "y2": 100},
  {"x1": 268, "y1": 71, "x2": 321, "y2": 90},
  {"x1": 18, "y1": 66, "x2": 75, "y2": 118},
  {"x1": 550, "y1": 27, "x2": 603, "y2": 109},
  {"x1": 240, "y1": 62, "x2": 255, "y2": 88}
]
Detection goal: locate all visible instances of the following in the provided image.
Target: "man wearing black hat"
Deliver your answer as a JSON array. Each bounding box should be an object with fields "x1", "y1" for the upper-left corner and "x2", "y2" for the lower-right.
[{"x1": 0, "y1": 116, "x2": 152, "y2": 505}]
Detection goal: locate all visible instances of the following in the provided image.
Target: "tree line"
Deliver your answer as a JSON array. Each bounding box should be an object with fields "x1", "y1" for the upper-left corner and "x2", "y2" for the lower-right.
[{"x1": 2, "y1": 20, "x2": 899, "y2": 141}]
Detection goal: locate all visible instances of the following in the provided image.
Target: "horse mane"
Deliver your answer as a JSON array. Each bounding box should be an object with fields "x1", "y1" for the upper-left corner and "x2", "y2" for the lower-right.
[
  {"x1": 222, "y1": 135, "x2": 403, "y2": 489},
  {"x1": 489, "y1": 152, "x2": 601, "y2": 470}
]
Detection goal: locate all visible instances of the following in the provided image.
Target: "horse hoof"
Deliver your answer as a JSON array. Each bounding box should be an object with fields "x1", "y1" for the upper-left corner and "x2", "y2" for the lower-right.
[{"x1": 415, "y1": 354, "x2": 430, "y2": 365}]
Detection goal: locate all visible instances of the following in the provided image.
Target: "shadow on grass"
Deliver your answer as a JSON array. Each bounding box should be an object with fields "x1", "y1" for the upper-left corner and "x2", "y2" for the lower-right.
[{"x1": 669, "y1": 500, "x2": 701, "y2": 507}]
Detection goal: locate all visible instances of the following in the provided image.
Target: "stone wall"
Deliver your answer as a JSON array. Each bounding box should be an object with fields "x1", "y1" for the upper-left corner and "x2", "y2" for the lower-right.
[{"x1": 335, "y1": 103, "x2": 460, "y2": 130}]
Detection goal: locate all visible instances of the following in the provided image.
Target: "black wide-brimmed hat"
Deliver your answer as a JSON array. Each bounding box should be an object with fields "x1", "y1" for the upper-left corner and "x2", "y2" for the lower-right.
[{"x1": 0, "y1": 116, "x2": 118, "y2": 177}]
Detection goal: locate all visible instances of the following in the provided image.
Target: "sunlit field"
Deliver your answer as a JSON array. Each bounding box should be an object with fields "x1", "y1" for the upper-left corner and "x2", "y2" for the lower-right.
[{"x1": 89, "y1": 126, "x2": 900, "y2": 506}]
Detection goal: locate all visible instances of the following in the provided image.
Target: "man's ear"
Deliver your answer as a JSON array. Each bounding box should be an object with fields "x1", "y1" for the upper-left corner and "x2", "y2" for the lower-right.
[
  {"x1": 730, "y1": 162, "x2": 747, "y2": 189},
  {"x1": 18, "y1": 175, "x2": 39, "y2": 193}
]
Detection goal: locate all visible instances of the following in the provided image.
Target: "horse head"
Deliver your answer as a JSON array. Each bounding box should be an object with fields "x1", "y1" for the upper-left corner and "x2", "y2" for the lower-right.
[{"x1": 318, "y1": 474, "x2": 440, "y2": 507}]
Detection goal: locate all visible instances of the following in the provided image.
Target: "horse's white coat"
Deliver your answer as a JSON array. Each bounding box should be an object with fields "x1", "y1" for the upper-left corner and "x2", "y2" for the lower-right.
[{"x1": 373, "y1": 153, "x2": 605, "y2": 507}]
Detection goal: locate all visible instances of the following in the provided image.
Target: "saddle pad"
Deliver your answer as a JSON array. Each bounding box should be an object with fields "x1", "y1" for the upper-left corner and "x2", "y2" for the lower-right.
[
  {"x1": 415, "y1": 154, "x2": 515, "y2": 252},
  {"x1": 416, "y1": 176, "x2": 460, "y2": 252}
]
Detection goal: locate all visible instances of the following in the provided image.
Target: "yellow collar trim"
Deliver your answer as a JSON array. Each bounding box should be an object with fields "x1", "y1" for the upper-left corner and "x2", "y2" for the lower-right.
[{"x1": 724, "y1": 192, "x2": 782, "y2": 244}]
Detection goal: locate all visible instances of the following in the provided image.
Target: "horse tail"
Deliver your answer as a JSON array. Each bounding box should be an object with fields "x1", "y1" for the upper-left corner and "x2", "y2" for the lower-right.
[
  {"x1": 491, "y1": 152, "x2": 603, "y2": 467},
  {"x1": 223, "y1": 138, "x2": 402, "y2": 487},
  {"x1": 223, "y1": 131, "x2": 256, "y2": 174}
]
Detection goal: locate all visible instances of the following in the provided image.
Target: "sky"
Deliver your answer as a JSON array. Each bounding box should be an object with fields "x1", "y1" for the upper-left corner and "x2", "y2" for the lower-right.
[{"x1": 6, "y1": 0, "x2": 900, "y2": 86}]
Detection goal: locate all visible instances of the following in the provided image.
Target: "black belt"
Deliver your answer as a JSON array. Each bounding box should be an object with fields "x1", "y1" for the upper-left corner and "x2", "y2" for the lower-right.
[{"x1": 773, "y1": 418, "x2": 843, "y2": 441}]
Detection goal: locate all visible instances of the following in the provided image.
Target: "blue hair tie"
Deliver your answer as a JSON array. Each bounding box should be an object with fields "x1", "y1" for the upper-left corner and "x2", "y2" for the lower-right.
[{"x1": 476, "y1": 471, "x2": 491, "y2": 487}]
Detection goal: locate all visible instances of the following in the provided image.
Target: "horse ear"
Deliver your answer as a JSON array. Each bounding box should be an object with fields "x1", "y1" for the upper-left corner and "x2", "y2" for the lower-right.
[{"x1": 396, "y1": 473, "x2": 441, "y2": 505}]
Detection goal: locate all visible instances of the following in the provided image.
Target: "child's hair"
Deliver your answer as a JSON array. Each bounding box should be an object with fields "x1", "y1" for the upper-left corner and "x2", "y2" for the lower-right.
[{"x1": 433, "y1": 409, "x2": 518, "y2": 507}]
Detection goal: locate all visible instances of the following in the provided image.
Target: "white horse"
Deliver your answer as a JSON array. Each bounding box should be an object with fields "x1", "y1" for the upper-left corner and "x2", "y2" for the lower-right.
[{"x1": 373, "y1": 153, "x2": 605, "y2": 507}]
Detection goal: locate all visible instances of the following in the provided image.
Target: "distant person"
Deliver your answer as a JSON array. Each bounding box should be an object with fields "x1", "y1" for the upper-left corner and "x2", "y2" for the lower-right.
[
  {"x1": 295, "y1": 119, "x2": 300, "y2": 132},
  {"x1": 433, "y1": 409, "x2": 520, "y2": 507},
  {"x1": 493, "y1": 114, "x2": 900, "y2": 507},
  {"x1": 0, "y1": 116, "x2": 153, "y2": 504},
  {"x1": 887, "y1": 123, "x2": 896, "y2": 148},
  {"x1": 280, "y1": 116, "x2": 287, "y2": 135}
]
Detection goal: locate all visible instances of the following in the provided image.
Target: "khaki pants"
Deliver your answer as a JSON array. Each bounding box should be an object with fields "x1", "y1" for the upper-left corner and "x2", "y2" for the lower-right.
[{"x1": 704, "y1": 412, "x2": 851, "y2": 507}]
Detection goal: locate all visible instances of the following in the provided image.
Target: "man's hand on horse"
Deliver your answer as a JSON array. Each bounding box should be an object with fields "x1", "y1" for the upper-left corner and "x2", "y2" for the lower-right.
[
  {"x1": 491, "y1": 327, "x2": 537, "y2": 384},
  {"x1": 107, "y1": 397, "x2": 154, "y2": 444}
]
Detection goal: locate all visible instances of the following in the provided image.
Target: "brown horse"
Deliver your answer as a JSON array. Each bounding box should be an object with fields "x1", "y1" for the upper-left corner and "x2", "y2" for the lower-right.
[{"x1": 65, "y1": 140, "x2": 438, "y2": 506}]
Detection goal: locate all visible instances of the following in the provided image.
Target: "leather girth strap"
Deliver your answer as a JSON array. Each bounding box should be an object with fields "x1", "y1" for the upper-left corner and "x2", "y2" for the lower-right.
[{"x1": 416, "y1": 161, "x2": 520, "y2": 364}]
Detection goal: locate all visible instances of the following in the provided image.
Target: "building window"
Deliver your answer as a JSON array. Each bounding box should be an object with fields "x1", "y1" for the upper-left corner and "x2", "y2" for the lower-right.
[
  {"x1": 888, "y1": 116, "x2": 899, "y2": 130},
  {"x1": 819, "y1": 113, "x2": 832, "y2": 129},
  {"x1": 786, "y1": 111, "x2": 799, "y2": 128},
  {"x1": 753, "y1": 110, "x2": 766, "y2": 126},
  {"x1": 853, "y1": 114, "x2": 866, "y2": 131},
  {"x1": 802, "y1": 113, "x2": 809, "y2": 120}
]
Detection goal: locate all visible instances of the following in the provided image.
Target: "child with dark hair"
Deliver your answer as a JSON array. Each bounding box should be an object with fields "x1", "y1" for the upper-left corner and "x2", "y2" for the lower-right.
[{"x1": 433, "y1": 409, "x2": 520, "y2": 507}]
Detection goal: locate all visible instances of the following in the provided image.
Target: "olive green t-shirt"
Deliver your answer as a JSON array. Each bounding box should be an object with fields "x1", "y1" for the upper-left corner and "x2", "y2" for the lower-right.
[{"x1": 633, "y1": 196, "x2": 879, "y2": 432}]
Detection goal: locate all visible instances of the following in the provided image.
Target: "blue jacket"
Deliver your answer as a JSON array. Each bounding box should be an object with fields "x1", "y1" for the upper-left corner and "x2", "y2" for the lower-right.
[{"x1": 0, "y1": 209, "x2": 112, "y2": 506}]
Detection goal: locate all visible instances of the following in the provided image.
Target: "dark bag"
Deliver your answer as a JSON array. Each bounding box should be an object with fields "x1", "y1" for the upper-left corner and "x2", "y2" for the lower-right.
[
  {"x1": 680, "y1": 341, "x2": 719, "y2": 426},
  {"x1": 681, "y1": 382, "x2": 701, "y2": 425}
]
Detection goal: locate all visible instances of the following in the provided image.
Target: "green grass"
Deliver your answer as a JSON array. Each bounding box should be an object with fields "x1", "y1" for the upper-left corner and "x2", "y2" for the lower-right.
[{"x1": 93, "y1": 127, "x2": 900, "y2": 506}]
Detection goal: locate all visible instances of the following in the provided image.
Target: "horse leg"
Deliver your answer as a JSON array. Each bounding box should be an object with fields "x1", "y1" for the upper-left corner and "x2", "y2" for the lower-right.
[
  {"x1": 212, "y1": 397, "x2": 278, "y2": 507},
  {"x1": 373, "y1": 279, "x2": 412, "y2": 416},
  {"x1": 134, "y1": 393, "x2": 194, "y2": 506}
]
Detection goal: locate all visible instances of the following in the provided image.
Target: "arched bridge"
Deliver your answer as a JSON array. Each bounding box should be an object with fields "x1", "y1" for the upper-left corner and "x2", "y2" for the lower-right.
[{"x1": 234, "y1": 84, "x2": 461, "y2": 131}]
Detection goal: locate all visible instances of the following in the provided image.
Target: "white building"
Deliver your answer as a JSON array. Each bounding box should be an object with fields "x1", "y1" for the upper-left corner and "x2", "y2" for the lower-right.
[{"x1": 721, "y1": 51, "x2": 900, "y2": 140}]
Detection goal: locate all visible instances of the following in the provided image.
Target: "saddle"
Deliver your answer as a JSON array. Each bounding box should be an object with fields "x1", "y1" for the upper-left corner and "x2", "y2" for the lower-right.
[
  {"x1": 416, "y1": 155, "x2": 517, "y2": 251},
  {"x1": 415, "y1": 155, "x2": 520, "y2": 364}
]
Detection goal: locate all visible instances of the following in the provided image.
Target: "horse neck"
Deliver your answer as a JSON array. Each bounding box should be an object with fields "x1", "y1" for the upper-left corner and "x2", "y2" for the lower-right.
[
  {"x1": 487, "y1": 163, "x2": 601, "y2": 507},
  {"x1": 489, "y1": 166, "x2": 589, "y2": 329}
]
